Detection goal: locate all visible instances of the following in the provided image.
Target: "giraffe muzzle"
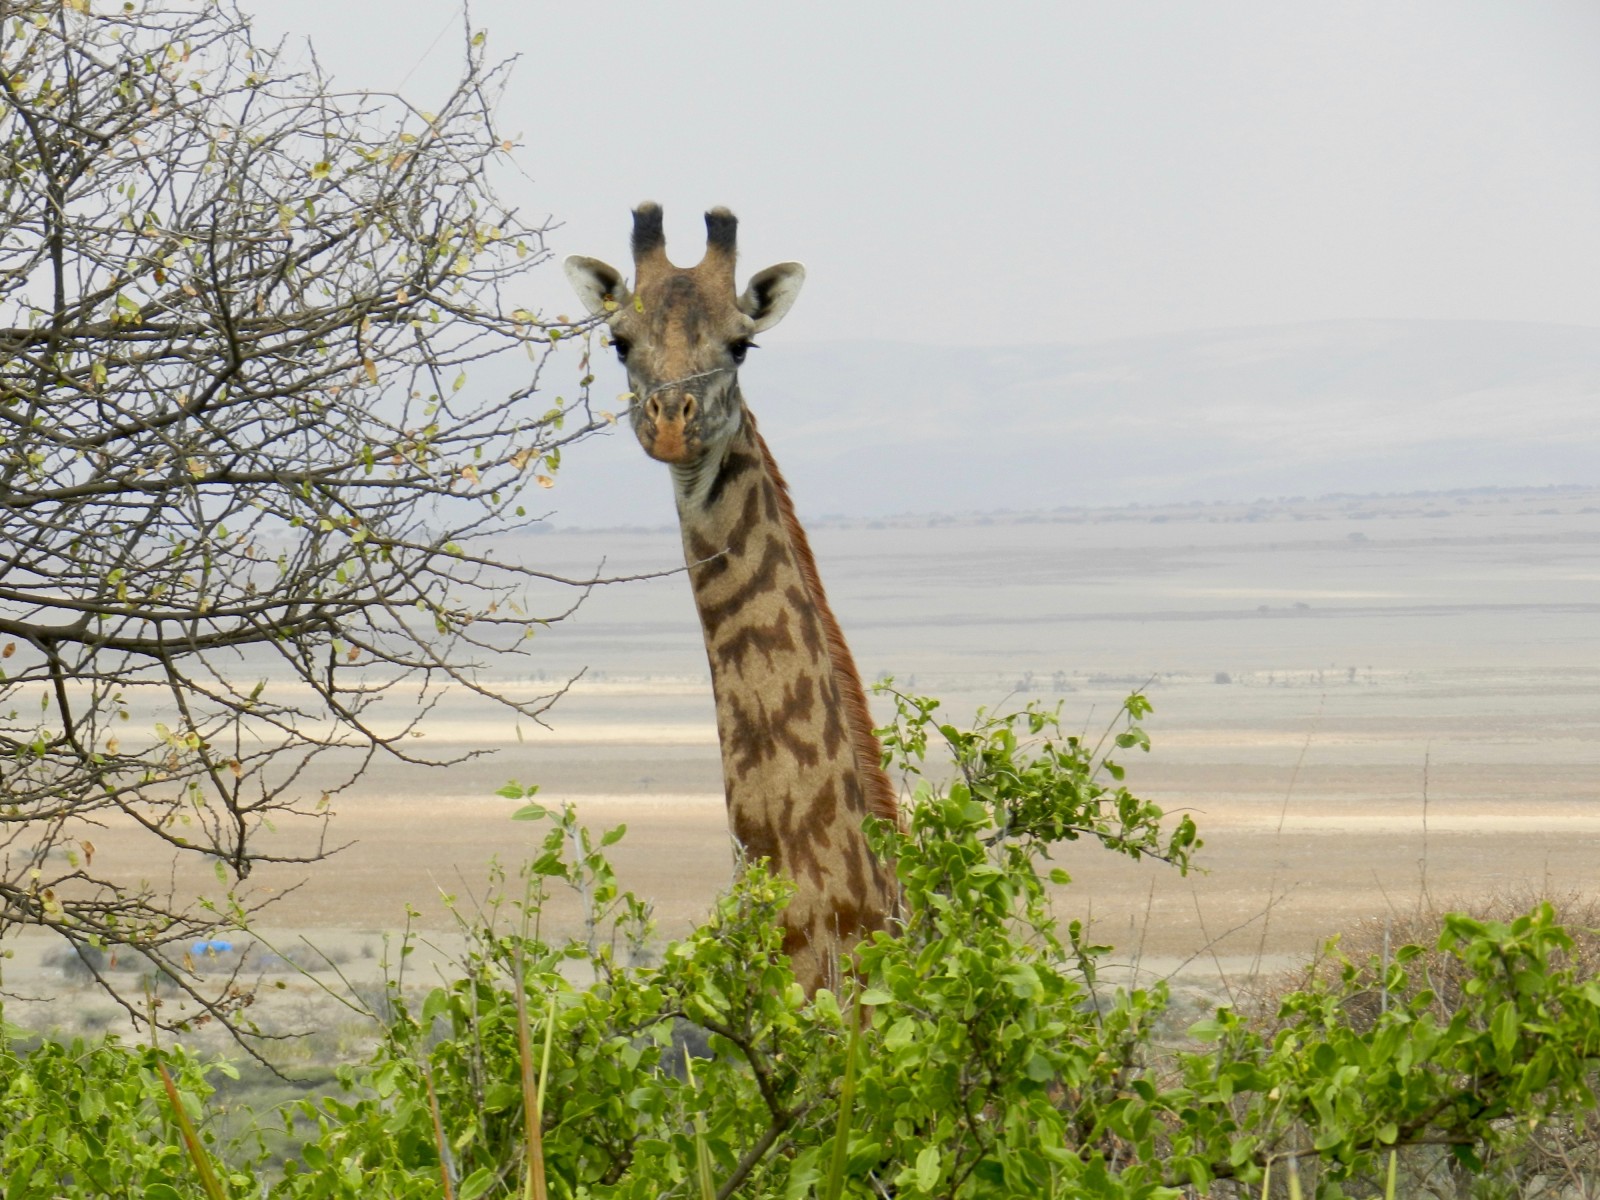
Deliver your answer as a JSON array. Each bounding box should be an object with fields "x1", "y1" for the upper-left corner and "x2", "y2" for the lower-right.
[{"x1": 640, "y1": 391, "x2": 699, "y2": 463}]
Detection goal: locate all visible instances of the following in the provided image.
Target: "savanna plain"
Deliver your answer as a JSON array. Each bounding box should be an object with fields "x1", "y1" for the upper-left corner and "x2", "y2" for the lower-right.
[{"x1": 8, "y1": 485, "x2": 1599, "y2": 1042}]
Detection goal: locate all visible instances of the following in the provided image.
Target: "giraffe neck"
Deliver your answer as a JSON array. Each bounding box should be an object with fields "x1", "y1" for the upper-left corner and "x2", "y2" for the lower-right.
[{"x1": 672, "y1": 401, "x2": 897, "y2": 993}]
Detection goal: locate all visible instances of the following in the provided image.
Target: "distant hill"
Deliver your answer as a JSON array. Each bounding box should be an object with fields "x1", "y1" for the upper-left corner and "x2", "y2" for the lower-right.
[{"x1": 534, "y1": 319, "x2": 1600, "y2": 528}]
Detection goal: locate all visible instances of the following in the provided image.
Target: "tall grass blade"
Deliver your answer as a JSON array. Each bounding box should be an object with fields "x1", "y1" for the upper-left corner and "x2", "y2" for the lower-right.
[
  {"x1": 821, "y1": 1001, "x2": 863, "y2": 1200},
  {"x1": 539, "y1": 989, "x2": 557, "y2": 1127},
  {"x1": 156, "y1": 1060, "x2": 229, "y2": 1200},
  {"x1": 513, "y1": 950, "x2": 549, "y2": 1200},
  {"x1": 421, "y1": 1058, "x2": 456, "y2": 1200},
  {"x1": 683, "y1": 1054, "x2": 717, "y2": 1200},
  {"x1": 1384, "y1": 1149, "x2": 1398, "y2": 1200}
]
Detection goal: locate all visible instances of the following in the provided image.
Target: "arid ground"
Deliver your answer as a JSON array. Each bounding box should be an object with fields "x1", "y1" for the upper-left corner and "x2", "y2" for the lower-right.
[{"x1": 6, "y1": 486, "x2": 1597, "y2": 1039}]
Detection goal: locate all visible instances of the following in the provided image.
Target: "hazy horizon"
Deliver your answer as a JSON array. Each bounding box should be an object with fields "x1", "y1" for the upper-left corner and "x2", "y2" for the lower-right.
[{"x1": 502, "y1": 317, "x2": 1600, "y2": 529}]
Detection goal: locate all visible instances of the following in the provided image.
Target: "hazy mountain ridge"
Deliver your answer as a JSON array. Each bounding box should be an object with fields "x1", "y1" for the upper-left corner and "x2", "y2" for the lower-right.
[{"x1": 540, "y1": 319, "x2": 1600, "y2": 528}]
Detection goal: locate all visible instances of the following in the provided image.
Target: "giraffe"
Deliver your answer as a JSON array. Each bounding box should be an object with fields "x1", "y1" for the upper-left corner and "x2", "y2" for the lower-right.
[{"x1": 564, "y1": 203, "x2": 898, "y2": 994}]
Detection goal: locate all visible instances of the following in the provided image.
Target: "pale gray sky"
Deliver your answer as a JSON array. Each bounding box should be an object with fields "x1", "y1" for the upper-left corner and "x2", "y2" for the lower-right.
[{"x1": 254, "y1": 1, "x2": 1600, "y2": 348}]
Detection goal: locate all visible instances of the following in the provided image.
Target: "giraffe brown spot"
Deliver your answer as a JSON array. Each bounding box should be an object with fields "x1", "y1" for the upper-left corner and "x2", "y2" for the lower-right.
[
  {"x1": 786, "y1": 585, "x2": 824, "y2": 659},
  {"x1": 727, "y1": 485, "x2": 763, "y2": 555},
  {"x1": 706, "y1": 448, "x2": 760, "y2": 509},
  {"x1": 761, "y1": 478, "x2": 781, "y2": 524},
  {"x1": 686, "y1": 531, "x2": 727, "y2": 586},
  {"x1": 771, "y1": 675, "x2": 821, "y2": 767},
  {"x1": 688, "y1": 483, "x2": 764, "y2": 591},
  {"x1": 767, "y1": 780, "x2": 847, "y2": 895},
  {"x1": 781, "y1": 921, "x2": 808, "y2": 962},
  {"x1": 724, "y1": 674, "x2": 822, "y2": 776},
  {"x1": 842, "y1": 840, "x2": 870, "y2": 910},
  {"x1": 714, "y1": 608, "x2": 797, "y2": 673},
  {"x1": 841, "y1": 764, "x2": 867, "y2": 815},
  {"x1": 731, "y1": 806, "x2": 780, "y2": 868},
  {"x1": 806, "y1": 777, "x2": 839, "y2": 836},
  {"x1": 821, "y1": 683, "x2": 848, "y2": 760},
  {"x1": 784, "y1": 822, "x2": 827, "y2": 891},
  {"x1": 724, "y1": 697, "x2": 764, "y2": 776},
  {"x1": 698, "y1": 534, "x2": 789, "y2": 637}
]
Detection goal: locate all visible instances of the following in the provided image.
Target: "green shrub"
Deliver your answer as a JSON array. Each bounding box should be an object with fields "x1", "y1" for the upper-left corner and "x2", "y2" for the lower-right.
[
  {"x1": 0, "y1": 1031, "x2": 256, "y2": 1199},
  {"x1": 3, "y1": 690, "x2": 1597, "y2": 1199}
]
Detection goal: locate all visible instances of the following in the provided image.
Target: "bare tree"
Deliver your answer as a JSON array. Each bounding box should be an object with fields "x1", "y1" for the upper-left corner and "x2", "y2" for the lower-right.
[{"x1": 0, "y1": 0, "x2": 603, "y2": 1041}]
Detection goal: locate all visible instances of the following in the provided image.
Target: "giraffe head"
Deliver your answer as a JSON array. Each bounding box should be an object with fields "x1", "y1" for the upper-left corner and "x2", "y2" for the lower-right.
[{"x1": 564, "y1": 204, "x2": 805, "y2": 467}]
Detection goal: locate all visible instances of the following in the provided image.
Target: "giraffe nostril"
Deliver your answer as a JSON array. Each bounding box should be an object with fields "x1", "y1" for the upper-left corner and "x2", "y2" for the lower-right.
[
  {"x1": 682, "y1": 394, "x2": 696, "y2": 421},
  {"x1": 645, "y1": 395, "x2": 661, "y2": 421}
]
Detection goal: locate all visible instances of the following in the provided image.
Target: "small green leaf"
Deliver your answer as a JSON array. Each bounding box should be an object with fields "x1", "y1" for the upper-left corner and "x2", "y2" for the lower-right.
[
  {"x1": 1492, "y1": 1001, "x2": 1519, "y2": 1057},
  {"x1": 421, "y1": 988, "x2": 452, "y2": 1028},
  {"x1": 914, "y1": 1145, "x2": 940, "y2": 1191}
]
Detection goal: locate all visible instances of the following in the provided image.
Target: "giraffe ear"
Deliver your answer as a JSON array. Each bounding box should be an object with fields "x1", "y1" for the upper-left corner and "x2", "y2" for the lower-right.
[
  {"x1": 739, "y1": 262, "x2": 805, "y2": 333},
  {"x1": 563, "y1": 255, "x2": 629, "y2": 316}
]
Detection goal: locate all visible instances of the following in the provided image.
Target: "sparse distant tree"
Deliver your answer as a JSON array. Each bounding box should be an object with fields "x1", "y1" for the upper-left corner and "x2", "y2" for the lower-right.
[{"x1": 0, "y1": 0, "x2": 603, "y2": 1042}]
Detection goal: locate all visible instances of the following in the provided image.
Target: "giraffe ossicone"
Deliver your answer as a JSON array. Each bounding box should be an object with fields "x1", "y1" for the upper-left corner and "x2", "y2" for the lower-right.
[{"x1": 564, "y1": 203, "x2": 899, "y2": 994}]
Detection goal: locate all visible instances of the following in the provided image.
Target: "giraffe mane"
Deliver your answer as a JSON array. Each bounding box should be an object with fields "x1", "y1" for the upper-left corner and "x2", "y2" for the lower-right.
[{"x1": 747, "y1": 413, "x2": 901, "y2": 828}]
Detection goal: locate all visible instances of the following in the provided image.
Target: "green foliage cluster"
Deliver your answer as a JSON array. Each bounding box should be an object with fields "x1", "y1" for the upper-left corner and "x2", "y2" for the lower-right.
[
  {"x1": 1180, "y1": 909, "x2": 1600, "y2": 1183},
  {"x1": 2, "y1": 692, "x2": 1598, "y2": 1198},
  {"x1": 0, "y1": 1032, "x2": 254, "y2": 1199}
]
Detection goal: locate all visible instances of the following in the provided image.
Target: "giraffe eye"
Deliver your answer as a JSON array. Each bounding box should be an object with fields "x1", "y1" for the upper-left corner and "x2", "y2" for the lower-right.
[
  {"x1": 612, "y1": 336, "x2": 632, "y2": 364},
  {"x1": 729, "y1": 338, "x2": 756, "y2": 366}
]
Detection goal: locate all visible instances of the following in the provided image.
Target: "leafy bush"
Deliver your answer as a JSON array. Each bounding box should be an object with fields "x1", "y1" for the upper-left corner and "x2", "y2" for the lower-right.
[
  {"x1": 3, "y1": 691, "x2": 1598, "y2": 1198},
  {"x1": 1242, "y1": 891, "x2": 1600, "y2": 1197},
  {"x1": 0, "y1": 1030, "x2": 255, "y2": 1199}
]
